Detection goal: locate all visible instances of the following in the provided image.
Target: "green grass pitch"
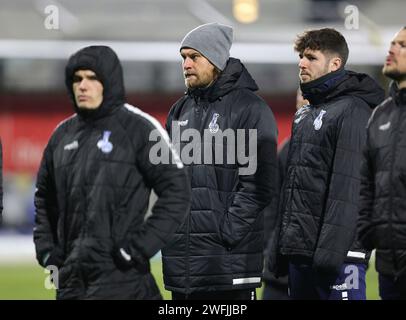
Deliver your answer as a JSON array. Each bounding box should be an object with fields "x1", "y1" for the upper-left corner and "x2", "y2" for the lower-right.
[{"x1": 0, "y1": 260, "x2": 379, "y2": 300}]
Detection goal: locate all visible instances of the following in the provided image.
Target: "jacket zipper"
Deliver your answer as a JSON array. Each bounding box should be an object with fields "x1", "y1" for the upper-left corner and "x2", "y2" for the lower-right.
[
  {"x1": 388, "y1": 106, "x2": 403, "y2": 280},
  {"x1": 185, "y1": 97, "x2": 201, "y2": 297},
  {"x1": 185, "y1": 96, "x2": 206, "y2": 297},
  {"x1": 77, "y1": 125, "x2": 93, "y2": 296}
]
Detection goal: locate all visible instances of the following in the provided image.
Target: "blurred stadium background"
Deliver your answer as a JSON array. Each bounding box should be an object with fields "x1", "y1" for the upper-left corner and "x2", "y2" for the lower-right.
[{"x1": 0, "y1": 0, "x2": 404, "y2": 299}]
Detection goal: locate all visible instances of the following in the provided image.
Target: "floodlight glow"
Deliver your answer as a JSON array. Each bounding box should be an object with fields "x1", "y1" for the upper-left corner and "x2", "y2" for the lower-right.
[{"x1": 233, "y1": 0, "x2": 258, "y2": 24}]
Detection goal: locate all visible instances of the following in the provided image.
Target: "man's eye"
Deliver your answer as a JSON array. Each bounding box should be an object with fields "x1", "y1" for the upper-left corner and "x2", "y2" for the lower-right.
[
  {"x1": 73, "y1": 76, "x2": 82, "y2": 83},
  {"x1": 88, "y1": 75, "x2": 99, "y2": 81}
]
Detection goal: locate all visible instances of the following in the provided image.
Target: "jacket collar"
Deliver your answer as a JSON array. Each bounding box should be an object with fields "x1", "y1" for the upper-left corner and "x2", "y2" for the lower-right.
[
  {"x1": 300, "y1": 68, "x2": 346, "y2": 105},
  {"x1": 390, "y1": 82, "x2": 406, "y2": 106}
]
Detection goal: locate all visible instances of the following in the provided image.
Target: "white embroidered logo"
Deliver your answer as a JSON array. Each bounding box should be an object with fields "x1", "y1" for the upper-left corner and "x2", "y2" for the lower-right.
[
  {"x1": 178, "y1": 119, "x2": 188, "y2": 126},
  {"x1": 209, "y1": 113, "x2": 220, "y2": 133},
  {"x1": 331, "y1": 283, "x2": 348, "y2": 291},
  {"x1": 97, "y1": 131, "x2": 113, "y2": 154},
  {"x1": 379, "y1": 121, "x2": 391, "y2": 131},
  {"x1": 64, "y1": 140, "x2": 78, "y2": 151},
  {"x1": 313, "y1": 109, "x2": 327, "y2": 131}
]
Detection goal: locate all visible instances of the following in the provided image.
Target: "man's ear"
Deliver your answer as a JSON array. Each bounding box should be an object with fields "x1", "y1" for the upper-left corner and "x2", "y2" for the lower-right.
[{"x1": 329, "y1": 56, "x2": 342, "y2": 72}]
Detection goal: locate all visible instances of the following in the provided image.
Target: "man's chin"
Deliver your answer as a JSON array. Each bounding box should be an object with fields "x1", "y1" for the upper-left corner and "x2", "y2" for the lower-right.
[
  {"x1": 299, "y1": 73, "x2": 313, "y2": 82},
  {"x1": 185, "y1": 80, "x2": 198, "y2": 89},
  {"x1": 77, "y1": 104, "x2": 100, "y2": 110},
  {"x1": 383, "y1": 68, "x2": 402, "y2": 81}
]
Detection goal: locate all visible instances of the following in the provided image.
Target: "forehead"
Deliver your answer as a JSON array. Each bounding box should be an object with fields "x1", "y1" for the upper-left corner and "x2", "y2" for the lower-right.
[
  {"x1": 74, "y1": 69, "x2": 96, "y2": 76},
  {"x1": 180, "y1": 48, "x2": 202, "y2": 56},
  {"x1": 302, "y1": 48, "x2": 325, "y2": 57},
  {"x1": 392, "y1": 29, "x2": 406, "y2": 42}
]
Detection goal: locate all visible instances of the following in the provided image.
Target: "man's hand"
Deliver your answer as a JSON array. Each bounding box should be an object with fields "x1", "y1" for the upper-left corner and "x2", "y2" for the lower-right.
[
  {"x1": 113, "y1": 241, "x2": 150, "y2": 274},
  {"x1": 43, "y1": 246, "x2": 64, "y2": 268}
]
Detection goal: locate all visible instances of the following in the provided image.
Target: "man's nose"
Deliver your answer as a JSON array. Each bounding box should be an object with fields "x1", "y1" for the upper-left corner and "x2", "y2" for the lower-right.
[
  {"x1": 78, "y1": 79, "x2": 87, "y2": 90},
  {"x1": 388, "y1": 43, "x2": 397, "y2": 55},
  {"x1": 183, "y1": 57, "x2": 192, "y2": 69}
]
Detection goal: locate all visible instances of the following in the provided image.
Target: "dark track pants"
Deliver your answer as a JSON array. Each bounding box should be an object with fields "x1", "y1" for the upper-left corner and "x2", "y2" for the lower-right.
[
  {"x1": 288, "y1": 262, "x2": 366, "y2": 300},
  {"x1": 378, "y1": 273, "x2": 406, "y2": 300}
]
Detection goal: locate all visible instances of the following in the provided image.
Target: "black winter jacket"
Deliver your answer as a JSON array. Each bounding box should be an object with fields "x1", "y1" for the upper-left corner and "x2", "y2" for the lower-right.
[
  {"x1": 0, "y1": 139, "x2": 2, "y2": 220},
  {"x1": 270, "y1": 69, "x2": 384, "y2": 276},
  {"x1": 33, "y1": 46, "x2": 190, "y2": 299},
  {"x1": 358, "y1": 83, "x2": 406, "y2": 278},
  {"x1": 162, "y1": 58, "x2": 278, "y2": 293}
]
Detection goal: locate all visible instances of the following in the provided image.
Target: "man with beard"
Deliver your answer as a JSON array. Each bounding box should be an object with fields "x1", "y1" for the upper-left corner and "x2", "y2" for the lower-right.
[
  {"x1": 162, "y1": 23, "x2": 278, "y2": 300},
  {"x1": 270, "y1": 28, "x2": 384, "y2": 300},
  {"x1": 358, "y1": 27, "x2": 406, "y2": 299}
]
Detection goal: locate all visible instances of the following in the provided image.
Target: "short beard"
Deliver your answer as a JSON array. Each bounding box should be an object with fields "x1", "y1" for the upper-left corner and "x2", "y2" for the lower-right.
[
  {"x1": 184, "y1": 69, "x2": 220, "y2": 89},
  {"x1": 383, "y1": 68, "x2": 406, "y2": 83}
]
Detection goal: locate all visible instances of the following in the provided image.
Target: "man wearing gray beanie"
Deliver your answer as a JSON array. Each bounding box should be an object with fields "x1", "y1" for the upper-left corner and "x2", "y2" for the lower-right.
[{"x1": 162, "y1": 23, "x2": 279, "y2": 300}]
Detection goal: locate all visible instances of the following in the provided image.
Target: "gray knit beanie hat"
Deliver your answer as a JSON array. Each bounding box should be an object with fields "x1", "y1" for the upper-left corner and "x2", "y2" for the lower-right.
[{"x1": 180, "y1": 22, "x2": 233, "y2": 71}]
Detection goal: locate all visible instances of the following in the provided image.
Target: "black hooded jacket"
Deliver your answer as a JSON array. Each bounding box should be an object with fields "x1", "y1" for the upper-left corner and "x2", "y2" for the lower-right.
[
  {"x1": 162, "y1": 58, "x2": 278, "y2": 293},
  {"x1": 33, "y1": 46, "x2": 191, "y2": 299},
  {"x1": 0, "y1": 139, "x2": 2, "y2": 220},
  {"x1": 358, "y1": 83, "x2": 406, "y2": 278},
  {"x1": 270, "y1": 69, "x2": 384, "y2": 276}
]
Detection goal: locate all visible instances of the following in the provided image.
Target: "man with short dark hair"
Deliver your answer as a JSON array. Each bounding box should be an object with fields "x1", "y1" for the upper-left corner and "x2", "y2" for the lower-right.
[
  {"x1": 270, "y1": 28, "x2": 385, "y2": 300},
  {"x1": 358, "y1": 27, "x2": 406, "y2": 300},
  {"x1": 33, "y1": 45, "x2": 191, "y2": 299},
  {"x1": 162, "y1": 23, "x2": 278, "y2": 300}
]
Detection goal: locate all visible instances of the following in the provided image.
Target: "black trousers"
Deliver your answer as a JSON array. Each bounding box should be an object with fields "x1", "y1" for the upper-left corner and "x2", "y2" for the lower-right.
[
  {"x1": 262, "y1": 281, "x2": 290, "y2": 300},
  {"x1": 379, "y1": 273, "x2": 406, "y2": 300},
  {"x1": 172, "y1": 289, "x2": 256, "y2": 300}
]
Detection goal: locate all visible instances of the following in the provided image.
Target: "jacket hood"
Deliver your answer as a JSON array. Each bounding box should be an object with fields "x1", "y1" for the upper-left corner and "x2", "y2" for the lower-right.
[
  {"x1": 65, "y1": 45, "x2": 125, "y2": 120},
  {"x1": 301, "y1": 69, "x2": 384, "y2": 108},
  {"x1": 188, "y1": 57, "x2": 258, "y2": 102}
]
